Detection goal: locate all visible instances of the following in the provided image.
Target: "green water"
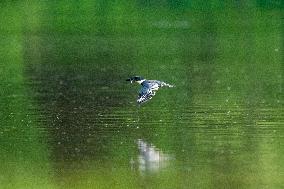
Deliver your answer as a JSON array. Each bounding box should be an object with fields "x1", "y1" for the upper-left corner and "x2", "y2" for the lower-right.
[{"x1": 0, "y1": 1, "x2": 283, "y2": 189}]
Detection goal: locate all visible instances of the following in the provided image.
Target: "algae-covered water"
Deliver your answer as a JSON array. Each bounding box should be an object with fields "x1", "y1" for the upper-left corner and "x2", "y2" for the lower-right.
[{"x1": 0, "y1": 1, "x2": 283, "y2": 189}]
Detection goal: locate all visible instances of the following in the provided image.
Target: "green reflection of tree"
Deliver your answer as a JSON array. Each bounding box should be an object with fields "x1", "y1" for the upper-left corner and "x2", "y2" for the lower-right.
[{"x1": 0, "y1": 2, "x2": 53, "y2": 189}]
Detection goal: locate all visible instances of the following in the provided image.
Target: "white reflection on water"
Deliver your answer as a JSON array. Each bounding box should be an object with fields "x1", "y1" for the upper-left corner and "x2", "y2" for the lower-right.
[{"x1": 136, "y1": 139, "x2": 172, "y2": 173}]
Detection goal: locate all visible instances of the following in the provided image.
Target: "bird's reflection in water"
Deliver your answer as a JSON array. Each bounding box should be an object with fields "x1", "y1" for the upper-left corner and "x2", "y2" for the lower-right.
[{"x1": 135, "y1": 139, "x2": 172, "y2": 173}]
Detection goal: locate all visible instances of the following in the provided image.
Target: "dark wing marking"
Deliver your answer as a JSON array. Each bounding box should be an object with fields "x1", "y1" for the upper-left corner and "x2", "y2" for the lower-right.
[{"x1": 137, "y1": 83, "x2": 159, "y2": 104}]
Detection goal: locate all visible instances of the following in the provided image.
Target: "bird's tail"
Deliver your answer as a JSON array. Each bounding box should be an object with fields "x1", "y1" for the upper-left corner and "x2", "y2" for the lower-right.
[{"x1": 161, "y1": 82, "x2": 175, "y2": 88}]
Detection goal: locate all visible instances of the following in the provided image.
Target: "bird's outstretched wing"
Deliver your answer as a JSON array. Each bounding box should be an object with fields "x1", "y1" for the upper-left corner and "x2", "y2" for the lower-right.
[{"x1": 137, "y1": 83, "x2": 159, "y2": 104}]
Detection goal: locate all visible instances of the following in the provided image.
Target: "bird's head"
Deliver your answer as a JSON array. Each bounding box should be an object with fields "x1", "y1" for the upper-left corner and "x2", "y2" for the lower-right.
[{"x1": 126, "y1": 76, "x2": 145, "y2": 84}]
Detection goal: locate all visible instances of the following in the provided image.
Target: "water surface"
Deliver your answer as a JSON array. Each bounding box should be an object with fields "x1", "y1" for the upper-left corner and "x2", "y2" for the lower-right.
[{"x1": 0, "y1": 1, "x2": 283, "y2": 189}]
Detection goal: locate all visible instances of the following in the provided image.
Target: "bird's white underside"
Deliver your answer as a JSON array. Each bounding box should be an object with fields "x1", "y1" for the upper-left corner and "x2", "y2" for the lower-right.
[{"x1": 135, "y1": 79, "x2": 146, "y2": 84}]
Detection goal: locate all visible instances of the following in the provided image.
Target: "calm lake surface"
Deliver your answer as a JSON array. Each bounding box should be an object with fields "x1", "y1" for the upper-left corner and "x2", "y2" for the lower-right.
[{"x1": 0, "y1": 1, "x2": 283, "y2": 189}]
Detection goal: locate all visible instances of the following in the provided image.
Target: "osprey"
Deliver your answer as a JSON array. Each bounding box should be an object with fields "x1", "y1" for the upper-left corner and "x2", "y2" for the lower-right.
[{"x1": 126, "y1": 76, "x2": 174, "y2": 104}]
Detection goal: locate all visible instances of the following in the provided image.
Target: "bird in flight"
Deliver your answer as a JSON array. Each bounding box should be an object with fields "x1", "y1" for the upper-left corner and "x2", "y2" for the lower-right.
[{"x1": 126, "y1": 76, "x2": 174, "y2": 104}]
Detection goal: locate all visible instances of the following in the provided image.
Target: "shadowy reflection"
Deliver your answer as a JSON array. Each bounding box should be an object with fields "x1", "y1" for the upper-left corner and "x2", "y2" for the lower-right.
[{"x1": 135, "y1": 139, "x2": 172, "y2": 173}]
